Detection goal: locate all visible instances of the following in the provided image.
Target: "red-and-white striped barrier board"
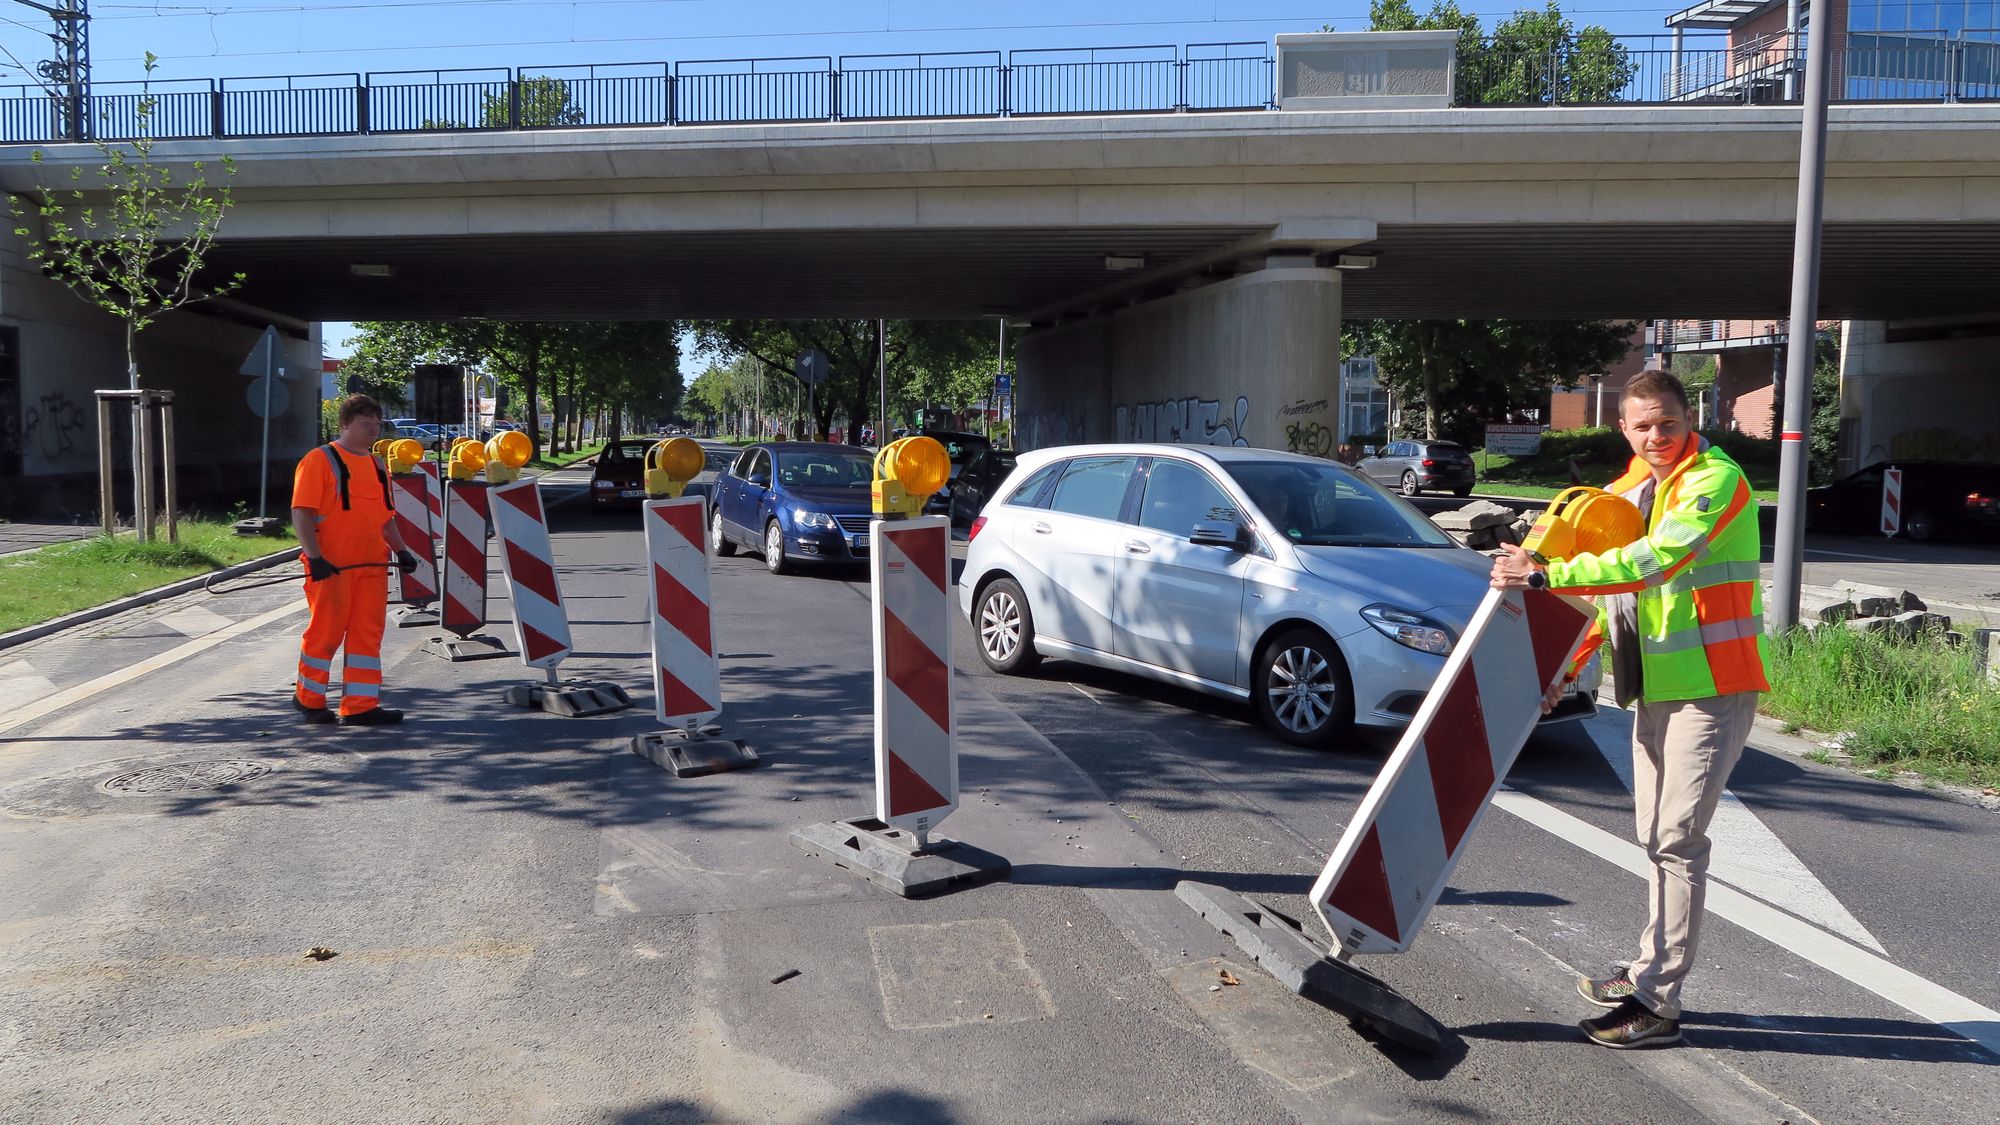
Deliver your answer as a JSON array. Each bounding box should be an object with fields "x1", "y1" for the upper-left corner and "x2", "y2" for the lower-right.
[
  {"x1": 390, "y1": 472, "x2": 439, "y2": 606},
  {"x1": 643, "y1": 497, "x2": 721, "y2": 727},
  {"x1": 1310, "y1": 587, "x2": 1595, "y2": 955},
  {"x1": 1882, "y1": 466, "x2": 1903, "y2": 537},
  {"x1": 418, "y1": 460, "x2": 445, "y2": 543},
  {"x1": 489, "y1": 479, "x2": 574, "y2": 670},
  {"x1": 440, "y1": 480, "x2": 490, "y2": 639},
  {"x1": 871, "y1": 515, "x2": 956, "y2": 835}
]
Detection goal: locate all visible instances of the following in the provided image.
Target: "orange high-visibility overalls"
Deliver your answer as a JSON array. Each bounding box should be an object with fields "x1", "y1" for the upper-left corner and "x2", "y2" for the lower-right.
[{"x1": 292, "y1": 443, "x2": 393, "y2": 717}]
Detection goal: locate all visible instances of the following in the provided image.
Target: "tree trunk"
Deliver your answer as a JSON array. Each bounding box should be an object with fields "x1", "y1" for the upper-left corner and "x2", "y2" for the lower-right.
[
  {"x1": 522, "y1": 329, "x2": 544, "y2": 457},
  {"x1": 1419, "y1": 323, "x2": 1442, "y2": 440}
]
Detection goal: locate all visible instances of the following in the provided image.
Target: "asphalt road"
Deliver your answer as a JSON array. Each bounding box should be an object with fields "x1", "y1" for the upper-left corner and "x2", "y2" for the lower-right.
[{"x1": 1, "y1": 468, "x2": 1995, "y2": 1124}]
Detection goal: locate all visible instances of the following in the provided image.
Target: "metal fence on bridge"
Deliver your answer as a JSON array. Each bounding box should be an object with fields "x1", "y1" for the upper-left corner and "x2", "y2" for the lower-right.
[{"x1": 1, "y1": 31, "x2": 1993, "y2": 145}]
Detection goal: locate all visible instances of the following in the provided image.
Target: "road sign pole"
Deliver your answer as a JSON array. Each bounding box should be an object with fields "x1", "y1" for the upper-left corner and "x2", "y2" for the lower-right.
[{"x1": 257, "y1": 363, "x2": 274, "y2": 522}]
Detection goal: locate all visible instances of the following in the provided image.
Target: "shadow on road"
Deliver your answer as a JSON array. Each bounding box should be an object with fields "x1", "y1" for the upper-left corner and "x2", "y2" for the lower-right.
[{"x1": 1458, "y1": 1013, "x2": 1997, "y2": 1064}]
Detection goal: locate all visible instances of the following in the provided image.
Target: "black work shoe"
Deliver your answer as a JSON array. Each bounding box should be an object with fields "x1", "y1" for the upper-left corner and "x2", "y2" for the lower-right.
[
  {"x1": 1580, "y1": 997, "x2": 1681, "y2": 1049},
  {"x1": 293, "y1": 697, "x2": 335, "y2": 725},
  {"x1": 339, "y1": 707, "x2": 405, "y2": 727},
  {"x1": 1577, "y1": 967, "x2": 1636, "y2": 1009}
]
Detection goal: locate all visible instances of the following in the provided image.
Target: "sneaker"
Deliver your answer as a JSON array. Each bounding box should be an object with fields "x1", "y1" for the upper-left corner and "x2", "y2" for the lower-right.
[
  {"x1": 293, "y1": 697, "x2": 335, "y2": 725},
  {"x1": 1580, "y1": 997, "x2": 1681, "y2": 1049},
  {"x1": 1577, "y1": 967, "x2": 1636, "y2": 1009},
  {"x1": 339, "y1": 707, "x2": 405, "y2": 727}
]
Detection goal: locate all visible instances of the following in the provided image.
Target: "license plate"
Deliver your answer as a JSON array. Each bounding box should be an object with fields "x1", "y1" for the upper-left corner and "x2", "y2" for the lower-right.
[
  {"x1": 848, "y1": 534, "x2": 869, "y2": 550},
  {"x1": 619, "y1": 489, "x2": 644, "y2": 498}
]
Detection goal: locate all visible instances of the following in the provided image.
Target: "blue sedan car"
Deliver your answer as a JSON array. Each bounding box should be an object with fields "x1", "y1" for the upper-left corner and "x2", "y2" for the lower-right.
[{"x1": 709, "y1": 442, "x2": 880, "y2": 574}]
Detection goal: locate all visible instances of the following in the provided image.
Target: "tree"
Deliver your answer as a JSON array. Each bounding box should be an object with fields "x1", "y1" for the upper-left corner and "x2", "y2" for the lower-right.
[
  {"x1": 481, "y1": 77, "x2": 587, "y2": 129},
  {"x1": 1338, "y1": 3, "x2": 1640, "y2": 441},
  {"x1": 1363, "y1": 0, "x2": 1635, "y2": 105},
  {"x1": 8, "y1": 53, "x2": 244, "y2": 539},
  {"x1": 1346, "y1": 318, "x2": 1635, "y2": 445}
]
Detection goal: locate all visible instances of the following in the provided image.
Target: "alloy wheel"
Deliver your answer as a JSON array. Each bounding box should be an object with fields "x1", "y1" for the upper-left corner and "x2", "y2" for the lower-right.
[{"x1": 1266, "y1": 644, "x2": 1338, "y2": 734}]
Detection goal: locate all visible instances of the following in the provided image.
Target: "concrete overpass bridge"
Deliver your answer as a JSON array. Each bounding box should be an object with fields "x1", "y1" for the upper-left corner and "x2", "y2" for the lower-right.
[{"x1": 3, "y1": 101, "x2": 1997, "y2": 512}]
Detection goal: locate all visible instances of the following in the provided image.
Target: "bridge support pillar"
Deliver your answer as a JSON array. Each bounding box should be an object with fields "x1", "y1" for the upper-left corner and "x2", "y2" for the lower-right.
[{"x1": 1015, "y1": 261, "x2": 1345, "y2": 458}]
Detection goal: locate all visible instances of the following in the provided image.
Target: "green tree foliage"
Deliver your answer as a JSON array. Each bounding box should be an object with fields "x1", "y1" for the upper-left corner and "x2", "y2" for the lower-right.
[
  {"x1": 480, "y1": 77, "x2": 587, "y2": 128},
  {"x1": 1807, "y1": 329, "x2": 1843, "y2": 485},
  {"x1": 341, "y1": 320, "x2": 680, "y2": 453},
  {"x1": 1345, "y1": 318, "x2": 1635, "y2": 445},
  {"x1": 1339, "y1": 3, "x2": 1640, "y2": 442},
  {"x1": 1364, "y1": 0, "x2": 1635, "y2": 105},
  {"x1": 688, "y1": 320, "x2": 999, "y2": 442}
]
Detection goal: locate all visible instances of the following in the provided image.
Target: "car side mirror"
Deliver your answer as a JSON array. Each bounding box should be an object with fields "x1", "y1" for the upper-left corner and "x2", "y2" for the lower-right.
[
  {"x1": 1189, "y1": 520, "x2": 1245, "y2": 549},
  {"x1": 748, "y1": 470, "x2": 770, "y2": 488}
]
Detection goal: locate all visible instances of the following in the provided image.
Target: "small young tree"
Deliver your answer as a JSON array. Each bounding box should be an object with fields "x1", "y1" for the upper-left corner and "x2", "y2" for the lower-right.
[{"x1": 8, "y1": 54, "x2": 244, "y2": 539}]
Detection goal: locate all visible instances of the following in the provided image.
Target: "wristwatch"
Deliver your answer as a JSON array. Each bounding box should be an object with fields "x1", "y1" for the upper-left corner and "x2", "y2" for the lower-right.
[{"x1": 1526, "y1": 569, "x2": 1548, "y2": 591}]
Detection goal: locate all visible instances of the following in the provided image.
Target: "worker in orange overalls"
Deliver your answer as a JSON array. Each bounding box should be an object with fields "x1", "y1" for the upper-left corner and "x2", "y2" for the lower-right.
[{"x1": 290, "y1": 394, "x2": 420, "y2": 726}]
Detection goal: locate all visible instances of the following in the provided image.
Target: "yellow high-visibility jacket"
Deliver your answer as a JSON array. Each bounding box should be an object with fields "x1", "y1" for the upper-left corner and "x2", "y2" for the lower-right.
[{"x1": 1549, "y1": 436, "x2": 1771, "y2": 703}]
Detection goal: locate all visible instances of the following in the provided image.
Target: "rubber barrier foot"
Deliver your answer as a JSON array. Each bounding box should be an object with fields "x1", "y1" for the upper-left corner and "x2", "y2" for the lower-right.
[
  {"x1": 420, "y1": 634, "x2": 511, "y2": 662},
  {"x1": 1175, "y1": 880, "x2": 1442, "y2": 1055},
  {"x1": 630, "y1": 728, "x2": 759, "y2": 776},
  {"x1": 503, "y1": 679, "x2": 633, "y2": 717},
  {"x1": 791, "y1": 817, "x2": 1009, "y2": 899}
]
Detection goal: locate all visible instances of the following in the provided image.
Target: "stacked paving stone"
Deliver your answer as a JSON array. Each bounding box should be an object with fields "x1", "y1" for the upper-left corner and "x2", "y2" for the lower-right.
[
  {"x1": 1432, "y1": 501, "x2": 1538, "y2": 552},
  {"x1": 1787, "y1": 581, "x2": 1958, "y2": 643}
]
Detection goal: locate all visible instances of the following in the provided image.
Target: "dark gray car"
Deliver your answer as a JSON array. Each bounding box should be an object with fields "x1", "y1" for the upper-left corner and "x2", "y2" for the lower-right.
[{"x1": 1358, "y1": 439, "x2": 1477, "y2": 497}]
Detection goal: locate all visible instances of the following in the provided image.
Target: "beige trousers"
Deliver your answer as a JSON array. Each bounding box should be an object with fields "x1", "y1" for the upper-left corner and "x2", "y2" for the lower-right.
[{"x1": 1628, "y1": 690, "x2": 1759, "y2": 1020}]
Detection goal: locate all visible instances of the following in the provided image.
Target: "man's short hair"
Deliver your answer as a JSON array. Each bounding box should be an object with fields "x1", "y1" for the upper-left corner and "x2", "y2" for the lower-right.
[
  {"x1": 338, "y1": 394, "x2": 383, "y2": 428},
  {"x1": 1620, "y1": 369, "x2": 1690, "y2": 415}
]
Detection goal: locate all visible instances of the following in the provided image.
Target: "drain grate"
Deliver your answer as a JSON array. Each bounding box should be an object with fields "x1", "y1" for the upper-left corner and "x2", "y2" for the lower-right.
[{"x1": 101, "y1": 760, "x2": 272, "y2": 795}]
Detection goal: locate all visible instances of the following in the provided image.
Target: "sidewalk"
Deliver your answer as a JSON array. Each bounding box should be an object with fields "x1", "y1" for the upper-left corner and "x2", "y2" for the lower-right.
[{"x1": 0, "y1": 517, "x2": 99, "y2": 558}]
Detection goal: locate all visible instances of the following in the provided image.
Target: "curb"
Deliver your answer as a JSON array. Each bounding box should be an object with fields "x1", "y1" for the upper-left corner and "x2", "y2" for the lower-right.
[
  {"x1": 0, "y1": 545, "x2": 299, "y2": 654},
  {"x1": 1743, "y1": 712, "x2": 2000, "y2": 814}
]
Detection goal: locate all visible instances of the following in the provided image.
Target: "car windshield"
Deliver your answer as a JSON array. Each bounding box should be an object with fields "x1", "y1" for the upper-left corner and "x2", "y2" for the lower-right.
[
  {"x1": 600, "y1": 440, "x2": 656, "y2": 464},
  {"x1": 776, "y1": 449, "x2": 874, "y2": 488},
  {"x1": 1224, "y1": 461, "x2": 1457, "y2": 548}
]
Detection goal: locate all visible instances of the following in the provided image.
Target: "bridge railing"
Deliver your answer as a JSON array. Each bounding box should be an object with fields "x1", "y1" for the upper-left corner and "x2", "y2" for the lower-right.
[{"x1": 0, "y1": 32, "x2": 1988, "y2": 144}]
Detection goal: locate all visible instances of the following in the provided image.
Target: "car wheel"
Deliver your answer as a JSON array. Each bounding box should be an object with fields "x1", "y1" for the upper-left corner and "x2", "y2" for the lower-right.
[
  {"x1": 1903, "y1": 508, "x2": 1935, "y2": 542},
  {"x1": 1452, "y1": 486, "x2": 1473, "y2": 498},
  {"x1": 1254, "y1": 627, "x2": 1355, "y2": 749},
  {"x1": 975, "y1": 578, "x2": 1041, "y2": 674},
  {"x1": 710, "y1": 508, "x2": 736, "y2": 557},
  {"x1": 1400, "y1": 471, "x2": 1421, "y2": 497},
  {"x1": 764, "y1": 520, "x2": 792, "y2": 575}
]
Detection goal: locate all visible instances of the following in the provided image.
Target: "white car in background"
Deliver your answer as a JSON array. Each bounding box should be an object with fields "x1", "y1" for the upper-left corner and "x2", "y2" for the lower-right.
[{"x1": 958, "y1": 444, "x2": 1598, "y2": 748}]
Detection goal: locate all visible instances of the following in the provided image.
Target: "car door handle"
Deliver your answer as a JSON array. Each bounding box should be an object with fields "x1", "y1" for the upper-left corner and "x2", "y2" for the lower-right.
[
  {"x1": 1123, "y1": 540, "x2": 1151, "y2": 554},
  {"x1": 1031, "y1": 521, "x2": 1052, "y2": 535}
]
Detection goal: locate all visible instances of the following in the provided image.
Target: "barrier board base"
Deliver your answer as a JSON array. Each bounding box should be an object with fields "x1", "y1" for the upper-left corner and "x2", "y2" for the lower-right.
[
  {"x1": 421, "y1": 633, "x2": 512, "y2": 662},
  {"x1": 1176, "y1": 881, "x2": 1442, "y2": 1056},
  {"x1": 504, "y1": 679, "x2": 634, "y2": 717},
  {"x1": 630, "y1": 727, "x2": 759, "y2": 777},
  {"x1": 394, "y1": 605, "x2": 440, "y2": 629},
  {"x1": 790, "y1": 817, "x2": 1009, "y2": 898}
]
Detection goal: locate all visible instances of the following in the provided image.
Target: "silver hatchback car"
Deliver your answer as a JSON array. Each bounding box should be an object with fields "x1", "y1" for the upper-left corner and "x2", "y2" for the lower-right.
[{"x1": 959, "y1": 444, "x2": 1596, "y2": 748}]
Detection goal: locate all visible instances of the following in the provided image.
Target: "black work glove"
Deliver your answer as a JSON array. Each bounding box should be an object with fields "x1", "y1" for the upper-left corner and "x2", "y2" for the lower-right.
[
  {"x1": 395, "y1": 549, "x2": 421, "y2": 575},
  {"x1": 306, "y1": 555, "x2": 338, "y2": 582}
]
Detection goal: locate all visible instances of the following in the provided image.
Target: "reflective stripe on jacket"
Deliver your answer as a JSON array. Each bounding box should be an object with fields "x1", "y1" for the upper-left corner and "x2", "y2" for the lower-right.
[{"x1": 1549, "y1": 436, "x2": 1771, "y2": 703}]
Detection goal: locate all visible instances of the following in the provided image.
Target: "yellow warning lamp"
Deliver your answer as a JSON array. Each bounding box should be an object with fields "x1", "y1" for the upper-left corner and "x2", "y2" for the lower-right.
[
  {"x1": 385, "y1": 438, "x2": 425, "y2": 474},
  {"x1": 482, "y1": 429, "x2": 535, "y2": 484},
  {"x1": 372, "y1": 438, "x2": 393, "y2": 460},
  {"x1": 1521, "y1": 487, "x2": 1647, "y2": 564},
  {"x1": 644, "y1": 437, "x2": 705, "y2": 498},
  {"x1": 871, "y1": 436, "x2": 951, "y2": 519},
  {"x1": 448, "y1": 437, "x2": 489, "y2": 481}
]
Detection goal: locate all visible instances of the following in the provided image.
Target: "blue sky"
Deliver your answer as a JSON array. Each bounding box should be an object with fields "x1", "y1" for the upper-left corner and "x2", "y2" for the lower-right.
[{"x1": 0, "y1": 0, "x2": 1690, "y2": 380}]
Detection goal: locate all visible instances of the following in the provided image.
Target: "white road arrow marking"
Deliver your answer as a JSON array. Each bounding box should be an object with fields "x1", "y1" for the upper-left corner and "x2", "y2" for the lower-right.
[{"x1": 1580, "y1": 704, "x2": 1885, "y2": 953}]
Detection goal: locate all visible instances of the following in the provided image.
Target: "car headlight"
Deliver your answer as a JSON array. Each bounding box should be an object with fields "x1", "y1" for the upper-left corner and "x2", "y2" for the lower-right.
[
  {"x1": 1360, "y1": 604, "x2": 1455, "y2": 655},
  {"x1": 793, "y1": 507, "x2": 836, "y2": 530}
]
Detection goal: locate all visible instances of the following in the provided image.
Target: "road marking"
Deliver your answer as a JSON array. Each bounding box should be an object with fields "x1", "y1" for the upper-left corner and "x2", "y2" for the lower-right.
[
  {"x1": 1580, "y1": 710, "x2": 1884, "y2": 952},
  {"x1": 1801, "y1": 547, "x2": 1904, "y2": 562},
  {"x1": 0, "y1": 600, "x2": 309, "y2": 739},
  {"x1": 157, "y1": 605, "x2": 237, "y2": 639},
  {"x1": 1492, "y1": 788, "x2": 2000, "y2": 1059},
  {"x1": 1069, "y1": 683, "x2": 1104, "y2": 705},
  {"x1": 0, "y1": 659, "x2": 59, "y2": 707}
]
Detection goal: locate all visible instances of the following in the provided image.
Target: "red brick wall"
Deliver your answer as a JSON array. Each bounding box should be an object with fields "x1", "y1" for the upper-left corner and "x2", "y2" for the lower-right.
[{"x1": 1716, "y1": 351, "x2": 1778, "y2": 437}]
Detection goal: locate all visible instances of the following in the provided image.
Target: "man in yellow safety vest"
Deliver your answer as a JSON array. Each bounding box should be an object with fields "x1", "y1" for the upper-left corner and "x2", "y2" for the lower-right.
[{"x1": 1491, "y1": 368, "x2": 1770, "y2": 1049}]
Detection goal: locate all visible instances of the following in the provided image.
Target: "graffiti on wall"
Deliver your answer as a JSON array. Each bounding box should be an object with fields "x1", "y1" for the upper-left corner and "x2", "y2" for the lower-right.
[
  {"x1": 1278, "y1": 396, "x2": 1335, "y2": 457},
  {"x1": 24, "y1": 390, "x2": 87, "y2": 460},
  {"x1": 1869, "y1": 427, "x2": 2000, "y2": 465},
  {"x1": 1017, "y1": 408, "x2": 1087, "y2": 452},
  {"x1": 1114, "y1": 395, "x2": 1250, "y2": 447}
]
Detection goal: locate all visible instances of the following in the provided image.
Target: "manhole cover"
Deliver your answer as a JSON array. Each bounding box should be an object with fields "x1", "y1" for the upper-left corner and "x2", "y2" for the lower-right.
[{"x1": 100, "y1": 760, "x2": 272, "y2": 795}]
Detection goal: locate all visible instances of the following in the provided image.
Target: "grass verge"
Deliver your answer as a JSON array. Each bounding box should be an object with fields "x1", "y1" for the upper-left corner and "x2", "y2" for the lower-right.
[
  {"x1": 0, "y1": 519, "x2": 296, "y2": 635},
  {"x1": 530, "y1": 441, "x2": 605, "y2": 470},
  {"x1": 1471, "y1": 427, "x2": 1780, "y2": 502},
  {"x1": 1762, "y1": 625, "x2": 2000, "y2": 789}
]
